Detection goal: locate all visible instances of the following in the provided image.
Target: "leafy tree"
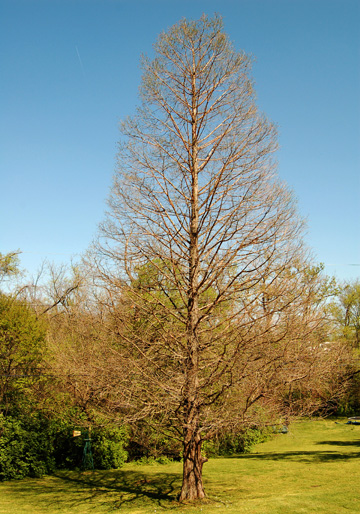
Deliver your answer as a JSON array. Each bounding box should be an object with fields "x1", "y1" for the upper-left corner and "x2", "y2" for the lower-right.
[
  {"x1": 333, "y1": 280, "x2": 360, "y2": 347},
  {"x1": 0, "y1": 293, "x2": 47, "y2": 415},
  {"x1": 93, "y1": 16, "x2": 334, "y2": 501},
  {"x1": 0, "y1": 251, "x2": 20, "y2": 277},
  {"x1": 0, "y1": 251, "x2": 21, "y2": 288},
  {"x1": 325, "y1": 279, "x2": 360, "y2": 414}
]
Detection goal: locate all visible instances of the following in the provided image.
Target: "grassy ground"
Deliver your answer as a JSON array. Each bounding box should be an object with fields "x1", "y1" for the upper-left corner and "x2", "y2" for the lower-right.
[{"x1": 1, "y1": 419, "x2": 360, "y2": 513}]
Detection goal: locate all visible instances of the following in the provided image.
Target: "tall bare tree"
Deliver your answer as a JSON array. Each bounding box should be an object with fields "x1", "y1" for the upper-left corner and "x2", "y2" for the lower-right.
[{"x1": 94, "y1": 16, "x2": 329, "y2": 501}]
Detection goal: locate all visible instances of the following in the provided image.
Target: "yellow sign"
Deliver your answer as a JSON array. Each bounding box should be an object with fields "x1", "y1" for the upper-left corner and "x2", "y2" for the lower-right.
[{"x1": 72, "y1": 430, "x2": 81, "y2": 437}]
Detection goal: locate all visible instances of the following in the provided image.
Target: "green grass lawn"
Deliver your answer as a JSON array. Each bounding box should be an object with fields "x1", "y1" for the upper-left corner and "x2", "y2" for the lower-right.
[{"x1": 1, "y1": 419, "x2": 360, "y2": 513}]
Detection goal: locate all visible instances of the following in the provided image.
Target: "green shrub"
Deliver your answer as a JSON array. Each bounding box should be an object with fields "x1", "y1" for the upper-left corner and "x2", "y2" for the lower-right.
[
  {"x1": 51, "y1": 423, "x2": 85, "y2": 470},
  {"x1": 203, "y1": 427, "x2": 272, "y2": 458},
  {"x1": 0, "y1": 414, "x2": 55, "y2": 480},
  {"x1": 0, "y1": 411, "x2": 129, "y2": 480},
  {"x1": 134, "y1": 455, "x2": 174, "y2": 465},
  {"x1": 51, "y1": 418, "x2": 129, "y2": 471},
  {"x1": 91, "y1": 425, "x2": 129, "y2": 469}
]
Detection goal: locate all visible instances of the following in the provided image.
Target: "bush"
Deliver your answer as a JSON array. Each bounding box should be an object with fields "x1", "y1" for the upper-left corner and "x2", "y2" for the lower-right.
[
  {"x1": 0, "y1": 411, "x2": 129, "y2": 480},
  {"x1": 203, "y1": 427, "x2": 271, "y2": 458},
  {"x1": 134, "y1": 455, "x2": 174, "y2": 465},
  {"x1": 51, "y1": 417, "x2": 129, "y2": 471},
  {"x1": 50, "y1": 418, "x2": 86, "y2": 470},
  {"x1": 0, "y1": 414, "x2": 55, "y2": 480},
  {"x1": 91, "y1": 425, "x2": 129, "y2": 469}
]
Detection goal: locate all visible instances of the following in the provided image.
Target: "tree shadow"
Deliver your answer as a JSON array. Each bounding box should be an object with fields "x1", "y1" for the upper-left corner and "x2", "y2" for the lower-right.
[
  {"x1": 235, "y1": 448, "x2": 360, "y2": 464},
  {"x1": 9, "y1": 438, "x2": 360, "y2": 510},
  {"x1": 12, "y1": 468, "x2": 183, "y2": 511},
  {"x1": 316, "y1": 440, "x2": 360, "y2": 447}
]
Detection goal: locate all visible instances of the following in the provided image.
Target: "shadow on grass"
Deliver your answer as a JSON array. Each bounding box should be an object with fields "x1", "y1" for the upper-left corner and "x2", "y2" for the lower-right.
[
  {"x1": 8, "y1": 439, "x2": 360, "y2": 511},
  {"x1": 316, "y1": 440, "x2": 360, "y2": 447},
  {"x1": 11, "y1": 468, "x2": 183, "y2": 511},
  {"x1": 235, "y1": 448, "x2": 360, "y2": 464}
]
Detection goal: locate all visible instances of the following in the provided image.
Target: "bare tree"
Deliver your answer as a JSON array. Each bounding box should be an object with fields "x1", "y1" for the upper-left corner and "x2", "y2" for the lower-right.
[
  {"x1": 37, "y1": 264, "x2": 127, "y2": 423},
  {"x1": 93, "y1": 15, "x2": 330, "y2": 501}
]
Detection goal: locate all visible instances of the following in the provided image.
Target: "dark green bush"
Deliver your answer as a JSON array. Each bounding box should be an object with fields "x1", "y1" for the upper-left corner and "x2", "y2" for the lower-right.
[
  {"x1": 0, "y1": 414, "x2": 55, "y2": 480},
  {"x1": 50, "y1": 418, "x2": 129, "y2": 471},
  {"x1": 0, "y1": 411, "x2": 129, "y2": 480},
  {"x1": 50, "y1": 421, "x2": 85, "y2": 470}
]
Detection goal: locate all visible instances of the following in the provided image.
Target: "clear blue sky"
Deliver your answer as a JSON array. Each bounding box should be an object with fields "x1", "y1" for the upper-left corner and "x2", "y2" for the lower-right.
[{"x1": 1, "y1": 0, "x2": 359, "y2": 282}]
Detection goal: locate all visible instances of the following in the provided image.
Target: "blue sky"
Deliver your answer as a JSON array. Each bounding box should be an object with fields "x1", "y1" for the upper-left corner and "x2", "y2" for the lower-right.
[{"x1": 1, "y1": 0, "x2": 359, "y2": 282}]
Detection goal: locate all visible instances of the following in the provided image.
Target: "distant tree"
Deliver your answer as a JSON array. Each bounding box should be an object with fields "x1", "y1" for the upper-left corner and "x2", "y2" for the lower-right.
[
  {"x1": 333, "y1": 280, "x2": 360, "y2": 347},
  {"x1": 46, "y1": 294, "x2": 121, "y2": 420},
  {"x1": 325, "y1": 279, "x2": 360, "y2": 414},
  {"x1": 93, "y1": 15, "x2": 333, "y2": 501},
  {"x1": 33, "y1": 263, "x2": 126, "y2": 425},
  {"x1": 0, "y1": 251, "x2": 21, "y2": 285},
  {"x1": 0, "y1": 293, "x2": 47, "y2": 415}
]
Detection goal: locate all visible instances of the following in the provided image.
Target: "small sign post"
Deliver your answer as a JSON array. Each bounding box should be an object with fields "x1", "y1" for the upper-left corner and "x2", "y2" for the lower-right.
[
  {"x1": 71, "y1": 428, "x2": 94, "y2": 470},
  {"x1": 82, "y1": 427, "x2": 94, "y2": 471}
]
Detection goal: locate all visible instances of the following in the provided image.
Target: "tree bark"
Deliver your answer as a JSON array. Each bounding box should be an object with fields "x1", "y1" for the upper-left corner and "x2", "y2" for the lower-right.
[{"x1": 179, "y1": 429, "x2": 207, "y2": 501}]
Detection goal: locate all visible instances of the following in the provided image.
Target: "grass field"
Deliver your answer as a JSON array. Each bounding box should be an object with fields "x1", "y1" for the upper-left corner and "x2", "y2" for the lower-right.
[{"x1": 1, "y1": 419, "x2": 360, "y2": 513}]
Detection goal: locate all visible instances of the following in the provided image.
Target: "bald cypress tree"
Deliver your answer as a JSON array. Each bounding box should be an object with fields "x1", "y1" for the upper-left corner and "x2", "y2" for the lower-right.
[{"x1": 95, "y1": 16, "x2": 324, "y2": 501}]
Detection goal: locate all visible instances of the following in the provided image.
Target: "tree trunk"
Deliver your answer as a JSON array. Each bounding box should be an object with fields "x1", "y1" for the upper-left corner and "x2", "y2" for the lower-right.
[
  {"x1": 178, "y1": 56, "x2": 206, "y2": 503},
  {"x1": 179, "y1": 429, "x2": 207, "y2": 501}
]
